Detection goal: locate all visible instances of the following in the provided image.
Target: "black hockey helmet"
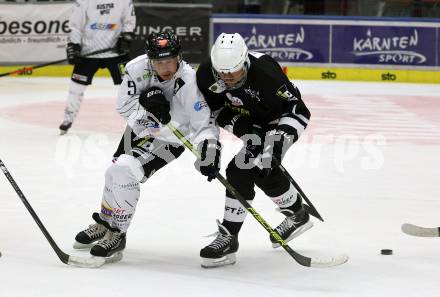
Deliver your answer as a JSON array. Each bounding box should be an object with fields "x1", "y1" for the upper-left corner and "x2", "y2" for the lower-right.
[{"x1": 146, "y1": 30, "x2": 181, "y2": 60}]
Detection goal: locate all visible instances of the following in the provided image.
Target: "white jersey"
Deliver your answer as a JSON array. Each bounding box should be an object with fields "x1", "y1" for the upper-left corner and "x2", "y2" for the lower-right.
[
  {"x1": 68, "y1": 0, "x2": 136, "y2": 58},
  {"x1": 117, "y1": 54, "x2": 219, "y2": 145}
]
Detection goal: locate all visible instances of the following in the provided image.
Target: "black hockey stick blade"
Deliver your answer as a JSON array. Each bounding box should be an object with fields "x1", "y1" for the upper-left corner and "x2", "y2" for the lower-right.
[
  {"x1": 303, "y1": 204, "x2": 320, "y2": 221},
  {"x1": 0, "y1": 159, "x2": 106, "y2": 268},
  {"x1": 401, "y1": 223, "x2": 440, "y2": 237},
  {"x1": 0, "y1": 47, "x2": 115, "y2": 78}
]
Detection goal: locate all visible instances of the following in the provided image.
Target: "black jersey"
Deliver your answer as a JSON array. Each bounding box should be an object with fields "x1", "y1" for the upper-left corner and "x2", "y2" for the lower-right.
[{"x1": 196, "y1": 52, "x2": 310, "y2": 129}]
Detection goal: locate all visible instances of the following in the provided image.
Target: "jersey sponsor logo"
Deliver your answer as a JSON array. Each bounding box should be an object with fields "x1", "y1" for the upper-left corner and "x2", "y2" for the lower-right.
[
  {"x1": 208, "y1": 80, "x2": 226, "y2": 93},
  {"x1": 193, "y1": 100, "x2": 208, "y2": 111},
  {"x1": 224, "y1": 101, "x2": 250, "y2": 116},
  {"x1": 136, "y1": 119, "x2": 160, "y2": 131},
  {"x1": 90, "y1": 23, "x2": 117, "y2": 31},
  {"x1": 136, "y1": 71, "x2": 154, "y2": 82},
  {"x1": 146, "y1": 89, "x2": 163, "y2": 98},
  {"x1": 96, "y1": 3, "x2": 114, "y2": 15},
  {"x1": 96, "y1": 3, "x2": 114, "y2": 9},
  {"x1": 276, "y1": 84, "x2": 297, "y2": 101},
  {"x1": 226, "y1": 92, "x2": 243, "y2": 106},
  {"x1": 173, "y1": 77, "x2": 185, "y2": 95},
  {"x1": 244, "y1": 86, "x2": 260, "y2": 102}
]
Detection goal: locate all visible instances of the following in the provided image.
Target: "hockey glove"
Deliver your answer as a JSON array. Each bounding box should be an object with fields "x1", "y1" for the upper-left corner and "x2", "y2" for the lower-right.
[
  {"x1": 116, "y1": 32, "x2": 134, "y2": 55},
  {"x1": 195, "y1": 139, "x2": 221, "y2": 182},
  {"x1": 66, "y1": 42, "x2": 82, "y2": 65},
  {"x1": 139, "y1": 86, "x2": 171, "y2": 124},
  {"x1": 259, "y1": 124, "x2": 297, "y2": 177}
]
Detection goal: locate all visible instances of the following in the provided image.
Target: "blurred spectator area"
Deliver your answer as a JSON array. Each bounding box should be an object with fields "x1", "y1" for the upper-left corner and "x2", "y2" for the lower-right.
[{"x1": 0, "y1": 0, "x2": 439, "y2": 17}]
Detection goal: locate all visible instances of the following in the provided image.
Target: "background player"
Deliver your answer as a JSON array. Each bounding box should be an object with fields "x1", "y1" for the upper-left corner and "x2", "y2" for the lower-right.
[{"x1": 59, "y1": 0, "x2": 136, "y2": 134}]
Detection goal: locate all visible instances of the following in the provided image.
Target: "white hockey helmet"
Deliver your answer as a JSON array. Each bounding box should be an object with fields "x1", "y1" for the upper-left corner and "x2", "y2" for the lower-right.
[{"x1": 211, "y1": 33, "x2": 249, "y2": 74}]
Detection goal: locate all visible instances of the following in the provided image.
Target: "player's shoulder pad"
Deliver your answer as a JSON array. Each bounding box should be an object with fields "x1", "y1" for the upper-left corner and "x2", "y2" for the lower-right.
[
  {"x1": 174, "y1": 62, "x2": 197, "y2": 95},
  {"x1": 195, "y1": 59, "x2": 215, "y2": 91},
  {"x1": 249, "y1": 52, "x2": 287, "y2": 83}
]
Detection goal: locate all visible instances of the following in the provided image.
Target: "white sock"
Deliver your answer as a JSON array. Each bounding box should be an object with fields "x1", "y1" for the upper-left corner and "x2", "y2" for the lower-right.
[
  {"x1": 269, "y1": 184, "x2": 298, "y2": 208},
  {"x1": 64, "y1": 80, "x2": 87, "y2": 123}
]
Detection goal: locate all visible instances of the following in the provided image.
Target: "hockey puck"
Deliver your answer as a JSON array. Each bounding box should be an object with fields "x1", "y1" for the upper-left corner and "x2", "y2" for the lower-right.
[{"x1": 381, "y1": 249, "x2": 393, "y2": 255}]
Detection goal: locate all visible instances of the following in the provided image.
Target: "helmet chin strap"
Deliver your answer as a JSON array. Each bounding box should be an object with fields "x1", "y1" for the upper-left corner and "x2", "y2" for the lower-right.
[{"x1": 211, "y1": 60, "x2": 249, "y2": 91}]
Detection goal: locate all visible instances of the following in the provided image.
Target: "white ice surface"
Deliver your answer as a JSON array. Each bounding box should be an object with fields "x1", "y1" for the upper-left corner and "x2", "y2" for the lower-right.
[{"x1": 0, "y1": 77, "x2": 439, "y2": 297}]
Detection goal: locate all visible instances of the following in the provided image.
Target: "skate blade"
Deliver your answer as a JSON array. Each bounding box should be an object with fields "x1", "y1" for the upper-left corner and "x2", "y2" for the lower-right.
[
  {"x1": 201, "y1": 253, "x2": 236, "y2": 268},
  {"x1": 104, "y1": 251, "x2": 123, "y2": 264},
  {"x1": 272, "y1": 220, "x2": 314, "y2": 248},
  {"x1": 73, "y1": 241, "x2": 95, "y2": 250},
  {"x1": 59, "y1": 129, "x2": 68, "y2": 135}
]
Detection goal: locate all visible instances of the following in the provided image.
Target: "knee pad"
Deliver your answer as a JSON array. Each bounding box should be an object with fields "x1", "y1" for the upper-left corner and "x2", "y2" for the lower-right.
[
  {"x1": 68, "y1": 80, "x2": 87, "y2": 96},
  {"x1": 107, "y1": 154, "x2": 145, "y2": 182},
  {"x1": 255, "y1": 167, "x2": 290, "y2": 197},
  {"x1": 225, "y1": 161, "x2": 255, "y2": 200}
]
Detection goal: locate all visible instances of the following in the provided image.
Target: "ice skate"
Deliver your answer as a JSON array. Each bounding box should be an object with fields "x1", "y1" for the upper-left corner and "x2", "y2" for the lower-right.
[
  {"x1": 270, "y1": 207, "x2": 313, "y2": 248},
  {"x1": 90, "y1": 228, "x2": 126, "y2": 264},
  {"x1": 200, "y1": 220, "x2": 239, "y2": 268},
  {"x1": 59, "y1": 120, "x2": 72, "y2": 135},
  {"x1": 73, "y1": 222, "x2": 108, "y2": 249}
]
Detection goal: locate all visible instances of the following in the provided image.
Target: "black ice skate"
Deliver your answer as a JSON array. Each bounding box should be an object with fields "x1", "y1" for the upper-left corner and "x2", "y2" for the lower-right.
[
  {"x1": 90, "y1": 229, "x2": 126, "y2": 261},
  {"x1": 73, "y1": 222, "x2": 108, "y2": 249},
  {"x1": 270, "y1": 206, "x2": 313, "y2": 248},
  {"x1": 59, "y1": 120, "x2": 72, "y2": 135},
  {"x1": 200, "y1": 220, "x2": 239, "y2": 268}
]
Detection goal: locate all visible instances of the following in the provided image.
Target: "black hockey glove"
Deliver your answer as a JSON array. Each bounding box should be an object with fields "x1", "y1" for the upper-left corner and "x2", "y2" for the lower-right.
[
  {"x1": 66, "y1": 42, "x2": 82, "y2": 65},
  {"x1": 116, "y1": 32, "x2": 134, "y2": 55},
  {"x1": 139, "y1": 86, "x2": 171, "y2": 125},
  {"x1": 195, "y1": 139, "x2": 221, "y2": 182},
  {"x1": 259, "y1": 125, "x2": 297, "y2": 177}
]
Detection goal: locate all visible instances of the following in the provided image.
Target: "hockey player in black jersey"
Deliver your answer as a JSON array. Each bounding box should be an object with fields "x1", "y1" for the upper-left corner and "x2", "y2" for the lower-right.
[{"x1": 196, "y1": 33, "x2": 313, "y2": 268}]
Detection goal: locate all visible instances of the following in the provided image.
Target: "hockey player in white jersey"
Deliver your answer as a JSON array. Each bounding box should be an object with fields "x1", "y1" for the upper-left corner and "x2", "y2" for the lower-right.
[
  {"x1": 72, "y1": 31, "x2": 221, "y2": 260},
  {"x1": 59, "y1": 0, "x2": 136, "y2": 134}
]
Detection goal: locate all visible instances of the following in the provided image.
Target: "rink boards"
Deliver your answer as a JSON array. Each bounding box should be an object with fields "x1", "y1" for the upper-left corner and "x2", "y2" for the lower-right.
[{"x1": 0, "y1": 64, "x2": 439, "y2": 84}]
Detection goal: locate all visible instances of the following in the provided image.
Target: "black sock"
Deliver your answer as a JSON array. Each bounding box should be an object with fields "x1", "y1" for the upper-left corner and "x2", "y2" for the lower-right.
[{"x1": 221, "y1": 220, "x2": 243, "y2": 235}]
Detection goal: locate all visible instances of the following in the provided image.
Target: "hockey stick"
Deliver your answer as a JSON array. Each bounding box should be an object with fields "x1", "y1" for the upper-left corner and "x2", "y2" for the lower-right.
[
  {"x1": 166, "y1": 123, "x2": 348, "y2": 268},
  {"x1": 0, "y1": 47, "x2": 115, "y2": 78},
  {"x1": 273, "y1": 158, "x2": 324, "y2": 222},
  {"x1": 0, "y1": 159, "x2": 106, "y2": 268},
  {"x1": 402, "y1": 223, "x2": 440, "y2": 237}
]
